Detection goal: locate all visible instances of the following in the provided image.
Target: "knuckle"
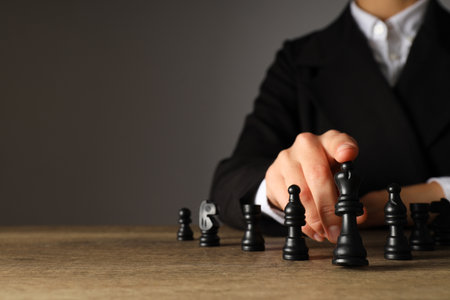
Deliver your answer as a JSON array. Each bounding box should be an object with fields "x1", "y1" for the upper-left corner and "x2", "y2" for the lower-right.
[
  {"x1": 295, "y1": 132, "x2": 316, "y2": 146},
  {"x1": 307, "y1": 164, "x2": 330, "y2": 182},
  {"x1": 327, "y1": 129, "x2": 340, "y2": 135},
  {"x1": 300, "y1": 188, "x2": 313, "y2": 205},
  {"x1": 299, "y1": 190, "x2": 312, "y2": 205},
  {"x1": 323, "y1": 129, "x2": 340, "y2": 138},
  {"x1": 306, "y1": 215, "x2": 322, "y2": 230},
  {"x1": 318, "y1": 204, "x2": 336, "y2": 219},
  {"x1": 277, "y1": 149, "x2": 290, "y2": 162},
  {"x1": 265, "y1": 167, "x2": 283, "y2": 187}
]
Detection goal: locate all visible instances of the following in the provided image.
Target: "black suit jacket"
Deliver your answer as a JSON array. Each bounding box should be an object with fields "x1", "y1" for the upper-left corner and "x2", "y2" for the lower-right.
[{"x1": 210, "y1": 0, "x2": 450, "y2": 234}]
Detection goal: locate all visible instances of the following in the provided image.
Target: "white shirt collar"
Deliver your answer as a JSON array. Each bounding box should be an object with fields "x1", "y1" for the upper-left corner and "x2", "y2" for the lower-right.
[{"x1": 350, "y1": 0, "x2": 429, "y2": 41}]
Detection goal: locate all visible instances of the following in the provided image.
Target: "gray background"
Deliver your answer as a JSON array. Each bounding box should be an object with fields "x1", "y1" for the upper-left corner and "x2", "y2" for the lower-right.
[{"x1": 2, "y1": 0, "x2": 449, "y2": 225}]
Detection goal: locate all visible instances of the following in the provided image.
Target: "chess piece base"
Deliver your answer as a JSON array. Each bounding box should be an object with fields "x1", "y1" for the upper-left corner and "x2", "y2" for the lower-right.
[
  {"x1": 332, "y1": 233, "x2": 368, "y2": 267},
  {"x1": 384, "y1": 236, "x2": 411, "y2": 260},
  {"x1": 242, "y1": 244, "x2": 265, "y2": 251},
  {"x1": 434, "y1": 231, "x2": 450, "y2": 245},
  {"x1": 332, "y1": 257, "x2": 368, "y2": 266},
  {"x1": 283, "y1": 253, "x2": 309, "y2": 260},
  {"x1": 199, "y1": 229, "x2": 220, "y2": 247},
  {"x1": 199, "y1": 239, "x2": 220, "y2": 247},
  {"x1": 177, "y1": 226, "x2": 194, "y2": 241},
  {"x1": 384, "y1": 252, "x2": 412, "y2": 260},
  {"x1": 410, "y1": 243, "x2": 434, "y2": 251},
  {"x1": 435, "y1": 238, "x2": 450, "y2": 246},
  {"x1": 282, "y1": 236, "x2": 309, "y2": 261}
]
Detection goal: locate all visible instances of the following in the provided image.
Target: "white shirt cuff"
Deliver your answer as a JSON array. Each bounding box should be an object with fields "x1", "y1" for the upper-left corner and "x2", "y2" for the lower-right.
[
  {"x1": 427, "y1": 176, "x2": 450, "y2": 200},
  {"x1": 254, "y1": 179, "x2": 285, "y2": 224}
]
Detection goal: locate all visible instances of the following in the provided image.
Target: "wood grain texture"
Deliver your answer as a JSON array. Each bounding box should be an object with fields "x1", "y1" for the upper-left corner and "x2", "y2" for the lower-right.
[{"x1": 0, "y1": 226, "x2": 449, "y2": 299}]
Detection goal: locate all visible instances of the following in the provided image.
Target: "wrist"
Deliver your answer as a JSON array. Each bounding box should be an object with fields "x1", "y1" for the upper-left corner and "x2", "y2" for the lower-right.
[{"x1": 427, "y1": 181, "x2": 445, "y2": 200}]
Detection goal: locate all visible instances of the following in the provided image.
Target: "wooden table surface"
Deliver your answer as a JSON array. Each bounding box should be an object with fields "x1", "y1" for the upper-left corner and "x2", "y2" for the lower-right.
[{"x1": 0, "y1": 226, "x2": 449, "y2": 299}]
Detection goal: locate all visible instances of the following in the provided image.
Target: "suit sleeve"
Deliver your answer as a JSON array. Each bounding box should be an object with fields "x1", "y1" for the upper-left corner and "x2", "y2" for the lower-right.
[{"x1": 209, "y1": 41, "x2": 302, "y2": 233}]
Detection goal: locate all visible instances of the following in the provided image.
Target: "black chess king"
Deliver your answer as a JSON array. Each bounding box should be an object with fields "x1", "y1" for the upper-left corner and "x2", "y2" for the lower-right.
[{"x1": 332, "y1": 161, "x2": 368, "y2": 266}]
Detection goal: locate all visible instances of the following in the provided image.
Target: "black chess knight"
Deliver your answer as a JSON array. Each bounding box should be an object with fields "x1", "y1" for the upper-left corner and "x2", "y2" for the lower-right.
[
  {"x1": 332, "y1": 161, "x2": 368, "y2": 266},
  {"x1": 384, "y1": 184, "x2": 412, "y2": 260},
  {"x1": 199, "y1": 200, "x2": 220, "y2": 247}
]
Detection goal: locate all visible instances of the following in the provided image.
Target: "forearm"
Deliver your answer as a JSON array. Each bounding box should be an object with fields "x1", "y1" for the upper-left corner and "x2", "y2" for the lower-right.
[
  {"x1": 401, "y1": 181, "x2": 445, "y2": 225},
  {"x1": 360, "y1": 181, "x2": 445, "y2": 228},
  {"x1": 209, "y1": 156, "x2": 272, "y2": 229}
]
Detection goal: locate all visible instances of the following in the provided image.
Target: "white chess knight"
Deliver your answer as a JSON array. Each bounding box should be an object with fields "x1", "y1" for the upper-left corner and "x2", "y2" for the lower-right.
[
  {"x1": 198, "y1": 200, "x2": 220, "y2": 247},
  {"x1": 199, "y1": 200, "x2": 218, "y2": 231}
]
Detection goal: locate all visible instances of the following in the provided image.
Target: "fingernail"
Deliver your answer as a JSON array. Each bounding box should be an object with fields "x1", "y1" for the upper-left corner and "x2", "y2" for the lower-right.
[
  {"x1": 314, "y1": 233, "x2": 324, "y2": 242},
  {"x1": 337, "y1": 143, "x2": 356, "y2": 153},
  {"x1": 327, "y1": 225, "x2": 340, "y2": 243}
]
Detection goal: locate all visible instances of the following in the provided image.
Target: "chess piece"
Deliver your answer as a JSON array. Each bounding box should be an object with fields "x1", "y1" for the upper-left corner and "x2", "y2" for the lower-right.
[
  {"x1": 199, "y1": 200, "x2": 220, "y2": 247},
  {"x1": 430, "y1": 199, "x2": 450, "y2": 245},
  {"x1": 241, "y1": 204, "x2": 265, "y2": 251},
  {"x1": 282, "y1": 185, "x2": 309, "y2": 260},
  {"x1": 409, "y1": 203, "x2": 434, "y2": 251},
  {"x1": 177, "y1": 208, "x2": 194, "y2": 241},
  {"x1": 332, "y1": 161, "x2": 368, "y2": 266},
  {"x1": 384, "y1": 183, "x2": 412, "y2": 260}
]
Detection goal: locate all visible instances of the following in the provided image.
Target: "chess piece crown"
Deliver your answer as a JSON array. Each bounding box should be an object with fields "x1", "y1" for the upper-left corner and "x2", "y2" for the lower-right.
[{"x1": 334, "y1": 161, "x2": 364, "y2": 217}]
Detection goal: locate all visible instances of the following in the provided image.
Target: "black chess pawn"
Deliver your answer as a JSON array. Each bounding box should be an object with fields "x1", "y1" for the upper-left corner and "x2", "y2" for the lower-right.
[
  {"x1": 241, "y1": 204, "x2": 265, "y2": 251},
  {"x1": 430, "y1": 199, "x2": 450, "y2": 245},
  {"x1": 332, "y1": 161, "x2": 368, "y2": 266},
  {"x1": 384, "y1": 184, "x2": 412, "y2": 260},
  {"x1": 177, "y1": 208, "x2": 194, "y2": 241},
  {"x1": 199, "y1": 200, "x2": 220, "y2": 247},
  {"x1": 282, "y1": 185, "x2": 309, "y2": 260},
  {"x1": 409, "y1": 203, "x2": 434, "y2": 251}
]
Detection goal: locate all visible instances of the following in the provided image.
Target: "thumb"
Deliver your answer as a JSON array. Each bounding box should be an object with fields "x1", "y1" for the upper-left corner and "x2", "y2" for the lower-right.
[
  {"x1": 357, "y1": 207, "x2": 368, "y2": 225},
  {"x1": 335, "y1": 142, "x2": 359, "y2": 163},
  {"x1": 319, "y1": 130, "x2": 359, "y2": 164}
]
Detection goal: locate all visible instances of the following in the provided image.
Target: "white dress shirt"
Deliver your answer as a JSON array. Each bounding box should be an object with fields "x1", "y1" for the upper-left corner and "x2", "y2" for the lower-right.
[
  {"x1": 350, "y1": 0, "x2": 428, "y2": 86},
  {"x1": 256, "y1": 0, "x2": 450, "y2": 223}
]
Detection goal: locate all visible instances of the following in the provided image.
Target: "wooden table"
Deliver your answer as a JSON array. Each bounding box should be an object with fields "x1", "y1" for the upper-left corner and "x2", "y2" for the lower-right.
[{"x1": 0, "y1": 226, "x2": 449, "y2": 299}]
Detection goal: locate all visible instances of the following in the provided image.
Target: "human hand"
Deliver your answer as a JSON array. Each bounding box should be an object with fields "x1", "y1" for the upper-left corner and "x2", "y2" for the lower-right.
[{"x1": 265, "y1": 130, "x2": 364, "y2": 243}]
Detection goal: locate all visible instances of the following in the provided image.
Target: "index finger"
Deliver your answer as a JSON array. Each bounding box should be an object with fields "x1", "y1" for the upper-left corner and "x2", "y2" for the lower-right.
[
  {"x1": 294, "y1": 133, "x2": 342, "y2": 243},
  {"x1": 319, "y1": 130, "x2": 359, "y2": 167}
]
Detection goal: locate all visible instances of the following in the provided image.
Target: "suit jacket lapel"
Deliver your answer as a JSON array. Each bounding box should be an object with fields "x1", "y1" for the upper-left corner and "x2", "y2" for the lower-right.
[
  {"x1": 394, "y1": 0, "x2": 450, "y2": 147},
  {"x1": 293, "y1": 4, "x2": 431, "y2": 187}
]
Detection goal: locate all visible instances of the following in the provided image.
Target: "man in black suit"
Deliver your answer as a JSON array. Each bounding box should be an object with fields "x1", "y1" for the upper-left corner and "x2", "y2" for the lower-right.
[{"x1": 210, "y1": 0, "x2": 450, "y2": 242}]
